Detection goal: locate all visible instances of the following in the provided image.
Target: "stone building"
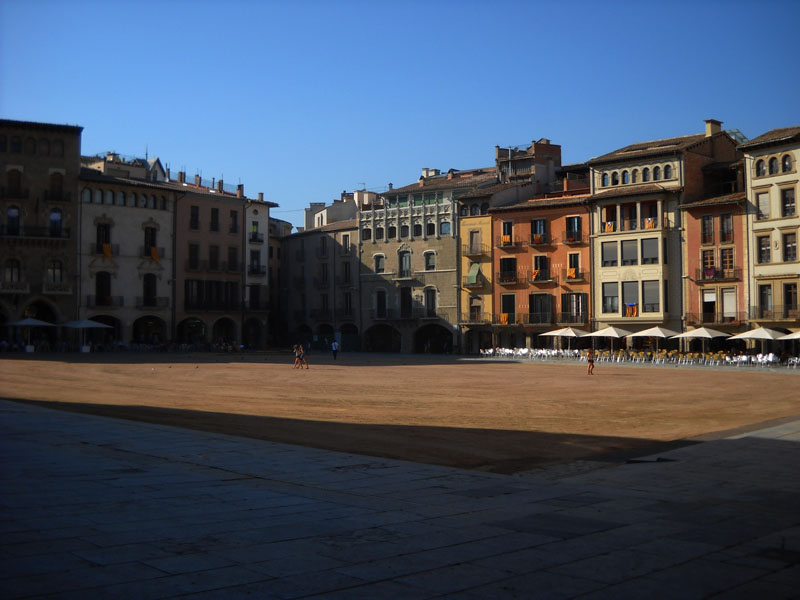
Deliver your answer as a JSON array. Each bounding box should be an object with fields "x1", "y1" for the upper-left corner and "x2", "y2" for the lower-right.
[{"x1": 1, "y1": 119, "x2": 83, "y2": 347}]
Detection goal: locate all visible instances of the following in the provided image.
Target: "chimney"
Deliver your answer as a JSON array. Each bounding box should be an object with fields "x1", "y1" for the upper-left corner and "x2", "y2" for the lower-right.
[
  {"x1": 178, "y1": 171, "x2": 185, "y2": 183},
  {"x1": 388, "y1": 183, "x2": 393, "y2": 190},
  {"x1": 237, "y1": 184, "x2": 244, "y2": 198},
  {"x1": 705, "y1": 119, "x2": 722, "y2": 137},
  {"x1": 217, "y1": 179, "x2": 224, "y2": 193},
  {"x1": 258, "y1": 192, "x2": 263, "y2": 202},
  {"x1": 166, "y1": 167, "x2": 171, "y2": 180},
  {"x1": 194, "y1": 174, "x2": 202, "y2": 187}
]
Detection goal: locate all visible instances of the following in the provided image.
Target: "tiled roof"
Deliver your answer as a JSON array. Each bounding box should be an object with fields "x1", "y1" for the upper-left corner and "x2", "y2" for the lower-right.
[
  {"x1": 387, "y1": 170, "x2": 496, "y2": 194},
  {"x1": 738, "y1": 126, "x2": 800, "y2": 150},
  {"x1": 589, "y1": 133, "x2": 708, "y2": 165},
  {"x1": 491, "y1": 193, "x2": 591, "y2": 213},
  {"x1": 680, "y1": 191, "x2": 746, "y2": 210},
  {"x1": 457, "y1": 182, "x2": 518, "y2": 200},
  {"x1": 590, "y1": 183, "x2": 680, "y2": 200},
  {"x1": 291, "y1": 220, "x2": 357, "y2": 237}
]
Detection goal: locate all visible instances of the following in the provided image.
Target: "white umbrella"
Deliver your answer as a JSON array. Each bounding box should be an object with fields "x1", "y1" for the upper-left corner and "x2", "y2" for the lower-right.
[
  {"x1": 777, "y1": 330, "x2": 800, "y2": 340},
  {"x1": 539, "y1": 327, "x2": 587, "y2": 350},
  {"x1": 729, "y1": 326, "x2": 786, "y2": 354},
  {"x1": 586, "y1": 326, "x2": 633, "y2": 351},
  {"x1": 627, "y1": 326, "x2": 680, "y2": 352},
  {"x1": 671, "y1": 327, "x2": 730, "y2": 353}
]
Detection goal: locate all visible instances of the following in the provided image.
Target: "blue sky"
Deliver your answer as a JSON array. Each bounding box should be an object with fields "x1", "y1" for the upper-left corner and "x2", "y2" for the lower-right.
[{"x1": 2, "y1": 0, "x2": 798, "y2": 229}]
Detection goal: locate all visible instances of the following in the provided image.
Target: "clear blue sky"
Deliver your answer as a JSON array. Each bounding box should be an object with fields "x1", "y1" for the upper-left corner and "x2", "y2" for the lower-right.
[{"x1": 2, "y1": 0, "x2": 798, "y2": 229}]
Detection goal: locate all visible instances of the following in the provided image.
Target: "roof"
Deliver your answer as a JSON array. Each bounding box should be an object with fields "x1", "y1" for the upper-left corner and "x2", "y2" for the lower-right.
[
  {"x1": 738, "y1": 126, "x2": 800, "y2": 151},
  {"x1": 457, "y1": 182, "x2": 518, "y2": 200},
  {"x1": 491, "y1": 193, "x2": 591, "y2": 213},
  {"x1": 680, "y1": 191, "x2": 746, "y2": 210},
  {"x1": 291, "y1": 219, "x2": 358, "y2": 237},
  {"x1": 387, "y1": 169, "x2": 496, "y2": 195},
  {"x1": 589, "y1": 133, "x2": 710, "y2": 165},
  {"x1": 0, "y1": 118, "x2": 83, "y2": 134},
  {"x1": 590, "y1": 183, "x2": 680, "y2": 201}
]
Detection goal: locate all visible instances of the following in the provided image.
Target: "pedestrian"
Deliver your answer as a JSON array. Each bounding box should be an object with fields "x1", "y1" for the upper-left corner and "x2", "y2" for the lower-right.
[
  {"x1": 331, "y1": 340, "x2": 339, "y2": 360},
  {"x1": 292, "y1": 345, "x2": 302, "y2": 369},
  {"x1": 587, "y1": 348, "x2": 595, "y2": 375},
  {"x1": 299, "y1": 343, "x2": 309, "y2": 369}
]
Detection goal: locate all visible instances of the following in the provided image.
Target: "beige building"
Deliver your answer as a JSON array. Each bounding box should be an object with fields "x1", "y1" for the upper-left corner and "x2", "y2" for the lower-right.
[
  {"x1": 739, "y1": 127, "x2": 800, "y2": 331},
  {"x1": 588, "y1": 120, "x2": 740, "y2": 333},
  {"x1": 268, "y1": 216, "x2": 293, "y2": 344},
  {"x1": 1, "y1": 119, "x2": 83, "y2": 348}
]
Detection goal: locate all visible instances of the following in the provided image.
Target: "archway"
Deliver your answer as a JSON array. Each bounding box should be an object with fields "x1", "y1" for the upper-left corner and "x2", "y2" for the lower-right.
[
  {"x1": 340, "y1": 323, "x2": 360, "y2": 352},
  {"x1": 212, "y1": 317, "x2": 237, "y2": 345},
  {"x1": 364, "y1": 324, "x2": 401, "y2": 353},
  {"x1": 86, "y1": 314, "x2": 122, "y2": 349},
  {"x1": 18, "y1": 300, "x2": 60, "y2": 349},
  {"x1": 413, "y1": 323, "x2": 453, "y2": 354},
  {"x1": 177, "y1": 318, "x2": 207, "y2": 346},
  {"x1": 132, "y1": 316, "x2": 167, "y2": 347},
  {"x1": 316, "y1": 323, "x2": 334, "y2": 350},
  {"x1": 243, "y1": 317, "x2": 263, "y2": 349}
]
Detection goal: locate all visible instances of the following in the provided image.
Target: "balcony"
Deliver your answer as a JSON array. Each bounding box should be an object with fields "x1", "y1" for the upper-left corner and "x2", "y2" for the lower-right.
[
  {"x1": 90, "y1": 243, "x2": 120, "y2": 256},
  {"x1": 493, "y1": 312, "x2": 517, "y2": 325},
  {"x1": 369, "y1": 308, "x2": 396, "y2": 320},
  {"x1": 0, "y1": 187, "x2": 29, "y2": 200},
  {"x1": 413, "y1": 307, "x2": 454, "y2": 321},
  {"x1": 528, "y1": 270, "x2": 557, "y2": 285},
  {"x1": 518, "y1": 312, "x2": 554, "y2": 325},
  {"x1": 460, "y1": 312, "x2": 490, "y2": 325},
  {"x1": 621, "y1": 219, "x2": 638, "y2": 232},
  {"x1": 249, "y1": 232, "x2": 264, "y2": 243},
  {"x1": 44, "y1": 190, "x2": 72, "y2": 202},
  {"x1": 749, "y1": 305, "x2": 800, "y2": 322},
  {"x1": 496, "y1": 271, "x2": 519, "y2": 286},
  {"x1": 601, "y1": 221, "x2": 617, "y2": 233},
  {"x1": 41, "y1": 282, "x2": 72, "y2": 295},
  {"x1": 141, "y1": 246, "x2": 166, "y2": 260},
  {"x1": 686, "y1": 312, "x2": 747, "y2": 326},
  {"x1": 225, "y1": 261, "x2": 239, "y2": 273},
  {"x1": 528, "y1": 233, "x2": 550, "y2": 247},
  {"x1": 695, "y1": 267, "x2": 741, "y2": 282},
  {"x1": 1, "y1": 281, "x2": 30, "y2": 294},
  {"x1": 622, "y1": 303, "x2": 639, "y2": 318},
  {"x1": 335, "y1": 275, "x2": 354, "y2": 287},
  {"x1": 462, "y1": 243, "x2": 489, "y2": 257},
  {"x1": 562, "y1": 268, "x2": 585, "y2": 282},
  {"x1": 557, "y1": 312, "x2": 588, "y2": 325},
  {"x1": 641, "y1": 217, "x2": 659, "y2": 230},
  {"x1": 0, "y1": 226, "x2": 71, "y2": 240},
  {"x1": 248, "y1": 264, "x2": 267, "y2": 276},
  {"x1": 562, "y1": 232, "x2": 586, "y2": 245},
  {"x1": 87, "y1": 295, "x2": 124, "y2": 308},
  {"x1": 496, "y1": 235, "x2": 525, "y2": 250},
  {"x1": 335, "y1": 308, "x2": 355, "y2": 319},
  {"x1": 393, "y1": 269, "x2": 413, "y2": 280},
  {"x1": 136, "y1": 296, "x2": 169, "y2": 309},
  {"x1": 462, "y1": 274, "x2": 487, "y2": 289},
  {"x1": 184, "y1": 301, "x2": 240, "y2": 312}
]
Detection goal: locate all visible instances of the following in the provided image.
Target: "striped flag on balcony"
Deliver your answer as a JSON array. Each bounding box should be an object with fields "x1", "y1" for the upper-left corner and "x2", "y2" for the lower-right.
[{"x1": 151, "y1": 246, "x2": 159, "y2": 262}]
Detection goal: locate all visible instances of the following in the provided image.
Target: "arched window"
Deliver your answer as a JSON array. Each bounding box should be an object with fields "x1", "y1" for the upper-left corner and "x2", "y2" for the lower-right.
[
  {"x1": 782, "y1": 155, "x2": 793, "y2": 172},
  {"x1": 480, "y1": 203, "x2": 489, "y2": 215},
  {"x1": 24, "y1": 137, "x2": 36, "y2": 155},
  {"x1": 138, "y1": 194, "x2": 147, "y2": 208},
  {"x1": 398, "y1": 250, "x2": 411, "y2": 276},
  {"x1": 611, "y1": 172, "x2": 619, "y2": 185},
  {"x1": 82, "y1": 188, "x2": 92, "y2": 203},
  {"x1": 426, "y1": 222, "x2": 436, "y2": 236},
  {"x1": 755, "y1": 160, "x2": 765, "y2": 176},
  {"x1": 459, "y1": 205, "x2": 469, "y2": 216},
  {"x1": 424, "y1": 252, "x2": 436, "y2": 271},
  {"x1": 5, "y1": 259, "x2": 21, "y2": 282},
  {"x1": 400, "y1": 224, "x2": 409, "y2": 238},
  {"x1": 374, "y1": 255, "x2": 385, "y2": 273},
  {"x1": 7, "y1": 206, "x2": 20, "y2": 235},
  {"x1": 768, "y1": 157, "x2": 779, "y2": 174},
  {"x1": 375, "y1": 226, "x2": 384, "y2": 240},
  {"x1": 116, "y1": 191, "x2": 125, "y2": 206},
  {"x1": 601, "y1": 173, "x2": 609, "y2": 187},
  {"x1": 440, "y1": 222, "x2": 451, "y2": 236},
  {"x1": 632, "y1": 169, "x2": 638, "y2": 183},
  {"x1": 642, "y1": 168, "x2": 650, "y2": 182},
  {"x1": 7, "y1": 169, "x2": 22, "y2": 196},
  {"x1": 387, "y1": 225, "x2": 396, "y2": 239},
  {"x1": 653, "y1": 166, "x2": 661, "y2": 180},
  {"x1": 49, "y1": 209, "x2": 62, "y2": 237},
  {"x1": 39, "y1": 139, "x2": 50, "y2": 156},
  {"x1": 149, "y1": 195, "x2": 157, "y2": 209},
  {"x1": 664, "y1": 164, "x2": 672, "y2": 179},
  {"x1": 470, "y1": 204, "x2": 479, "y2": 216},
  {"x1": 47, "y1": 260, "x2": 63, "y2": 283},
  {"x1": 622, "y1": 171, "x2": 629, "y2": 184},
  {"x1": 361, "y1": 228, "x2": 371, "y2": 241},
  {"x1": 105, "y1": 190, "x2": 114, "y2": 205},
  {"x1": 413, "y1": 223, "x2": 422, "y2": 236},
  {"x1": 94, "y1": 189, "x2": 103, "y2": 204},
  {"x1": 160, "y1": 196, "x2": 168, "y2": 210}
]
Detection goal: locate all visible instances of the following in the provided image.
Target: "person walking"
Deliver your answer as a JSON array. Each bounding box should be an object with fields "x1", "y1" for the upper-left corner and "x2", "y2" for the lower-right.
[
  {"x1": 292, "y1": 344, "x2": 302, "y2": 369},
  {"x1": 299, "y1": 343, "x2": 309, "y2": 369},
  {"x1": 587, "y1": 348, "x2": 595, "y2": 375},
  {"x1": 331, "y1": 340, "x2": 339, "y2": 360}
]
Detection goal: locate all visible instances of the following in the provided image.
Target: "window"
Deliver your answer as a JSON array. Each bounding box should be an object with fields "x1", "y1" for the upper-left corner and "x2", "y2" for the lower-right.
[
  {"x1": 533, "y1": 255, "x2": 548, "y2": 279},
  {"x1": 424, "y1": 252, "x2": 435, "y2": 271},
  {"x1": 95, "y1": 271, "x2": 111, "y2": 305},
  {"x1": 342, "y1": 234, "x2": 350, "y2": 253},
  {"x1": 398, "y1": 250, "x2": 411, "y2": 277},
  {"x1": 757, "y1": 235, "x2": 771, "y2": 263},
  {"x1": 653, "y1": 166, "x2": 661, "y2": 181},
  {"x1": 622, "y1": 170, "x2": 629, "y2": 184},
  {"x1": 144, "y1": 226, "x2": 157, "y2": 252},
  {"x1": 720, "y1": 247, "x2": 734, "y2": 271},
  {"x1": 568, "y1": 253, "x2": 580, "y2": 270},
  {"x1": 781, "y1": 189, "x2": 796, "y2": 217},
  {"x1": 561, "y1": 292, "x2": 586, "y2": 321},
  {"x1": 24, "y1": 137, "x2": 36, "y2": 155},
  {"x1": 784, "y1": 233, "x2": 797, "y2": 262},
  {"x1": 425, "y1": 287, "x2": 436, "y2": 317},
  {"x1": 769, "y1": 157, "x2": 779, "y2": 174},
  {"x1": 531, "y1": 218, "x2": 546, "y2": 240},
  {"x1": 460, "y1": 205, "x2": 469, "y2": 217},
  {"x1": 343, "y1": 292, "x2": 353, "y2": 315},
  {"x1": 601, "y1": 241, "x2": 617, "y2": 266},
  {"x1": 565, "y1": 216, "x2": 581, "y2": 239},
  {"x1": 376, "y1": 226, "x2": 384, "y2": 240},
  {"x1": 756, "y1": 192, "x2": 770, "y2": 220},
  {"x1": 10, "y1": 136, "x2": 21, "y2": 153},
  {"x1": 622, "y1": 281, "x2": 639, "y2": 315},
  {"x1": 500, "y1": 294, "x2": 516, "y2": 321},
  {"x1": 470, "y1": 204, "x2": 479, "y2": 216},
  {"x1": 208, "y1": 245, "x2": 220, "y2": 270},
  {"x1": 342, "y1": 261, "x2": 351, "y2": 283},
  {"x1": 480, "y1": 203, "x2": 489, "y2": 215},
  {"x1": 188, "y1": 243, "x2": 199, "y2": 269},
  {"x1": 398, "y1": 195, "x2": 408, "y2": 207},
  {"x1": 631, "y1": 169, "x2": 638, "y2": 183},
  {"x1": 611, "y1": 172, "x2": 619, "y2": 185},
  {"x1": 702, "y1": 249, "x2": 715, "y2": 270},
  {"x1": 319, "y1": 236, "x2": 328, "y2": 257},
  {"x1": 190, "y1": 205, "x2": 199, "y2": 229},
  {"x1": 664, "y1": 164, "x2": 672, "y2": 179},
  {"x1": 362, "y1": 228, "x2": 371, "y2": 241},
  {"x1": 642, "y1": 167, "x2": 650, "y2": 182},
  {"x1": 701, "y1": 215, "x2": 714, "y2": 244},
  {"x1": 440, "y1": 222, "x2": 451, "y2": 236},
  {"x1": 621, "y1": 240, "x2": 638, "y2": 265},
  {"x1": 400, "y1": 224, "x2": 409, "y2": 238},
  {"x1": 759, "y1": 284, "x2": 772, "y2": 316},
  {"x1": 756, "y1": 160, "x2": 765, "y2": 176},
  {"x1": 782, "y1": 155, "x2": 793, "y2": 172},
  {"x1": 250, "y1": 249, "x2": 260, "y2": 269},
  {"x1": 374, "y1": 255, "x2": 385, "y2": 273},
  {"x1": 426, "y1": 222, "x2": 436, "y2": 236},
  {"x1": 5, "y1": 259, "x2": 21, "y2": 282},
  {"x1": 210, "y1": 208, "x2": 219, "y2": 232},
  {"x1": 601, "y1": 173, "x2": 609, "y2": 187},
  {"x1": 413, "y1": 194, "x2": 422, "y2": 206},
  {"x1": 413, "y1": 223, "x2": 422, "y2": 236},
  {"x1": 49, "y1": 209, "x2": 62, "y2": 237},
  {"x1": 641, "y1": 238, "x2": 659, "y2": 264},
  {"x1": 47, "y1": 260, "x2": 63, "y2": 283},
  {"x1": 7, "y1": 169, "x2": 22, "y2": 196},
  {"x1": 387, "y1": 226, "x2": 396, "y2": 239},
  {"x1": 116, "y1": 191, "x2": 125, "y2": 206},
  {"x1": 663, "y1": 238, "x2": 668, "y2": 264},
  {"x1": 96, "y1": 223, "x2": 111, "y2": 253},
  {"x1": 602, "y1": 282, "x2": 619, "y2": 313},
  {"x1": 499, "y1": 257, "x2": 516, "y2": 278},
  {"x1": 143, "y1": 273, "x2": 157, "y2": 304},
  {"x1": 6, "y1": 206, "x2": 20, "y2": 235},
  {"x1": 0, "y1": 134, "x2": 5, "y2": 152},
  {"x1": 642, "y1": 281, "x2": 659, "y2": 312},
  {"x1": 376, "y1": 290, "x2": 387, "y2": 318},
  {"x1": 785, "y1": 283, "x2": 798, "y2": 316},
  {"x1": 228, "y1": 246, "x2": 238, "y2": 270},
  {"x1": 720, "y1": 213, "x2": 733, "y2": 242},
  {"x1": 230, "y1": 210, "x2": 238, "y2": 233}
]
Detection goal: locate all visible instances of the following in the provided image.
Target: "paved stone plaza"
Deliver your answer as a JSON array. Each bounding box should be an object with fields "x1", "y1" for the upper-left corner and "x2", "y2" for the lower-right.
[{"x1": 1, "y1": 399, "x2": 799, "y2": 599}]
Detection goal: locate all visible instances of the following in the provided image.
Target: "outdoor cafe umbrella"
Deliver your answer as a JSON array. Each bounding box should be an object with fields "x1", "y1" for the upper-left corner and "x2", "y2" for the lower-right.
[
  {"x1": 585, "y1": 326, "x2": 633, "y2": 351},
  {"x1": 777, "y1": 330, "x2": 800, "y2": 340},
  {"x1": 539, "y1": 327, "x2": 587, "y2": 350},
  {"x1": 627, "y1": 326, "x2": 679, "y2": 353},
  {"x1": 670, "y1": 326, "x2": 730, "y2": 353},
  {"x1": 729, "y1": 326, "x2": 785, "y2": 354},
  {"x1": 62, "y1": 319, "x2": 112, "y2": 347},
  {"x1": 8, "y1": 317, "x2": 56, "y2": 346}
]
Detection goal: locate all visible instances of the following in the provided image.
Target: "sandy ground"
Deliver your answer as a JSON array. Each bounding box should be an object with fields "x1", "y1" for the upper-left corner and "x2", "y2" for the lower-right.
[{"x1": 1, "y1": 352, "x2": 798, "y2": 474}]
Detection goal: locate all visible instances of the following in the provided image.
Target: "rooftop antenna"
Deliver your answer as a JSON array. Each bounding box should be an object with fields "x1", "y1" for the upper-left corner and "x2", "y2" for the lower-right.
[{"x1": 145, "y1": 144, "x2": 148, "y2": 160}]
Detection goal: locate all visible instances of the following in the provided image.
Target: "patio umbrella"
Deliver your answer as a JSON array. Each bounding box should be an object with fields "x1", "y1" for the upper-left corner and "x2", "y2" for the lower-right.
[
  {"x1": 7, "y1": 317, "x2": 56, "y2": 346},
  {"x1": 729, "y1": 326, "x2": 786, "y2": 354},
  {"x1": 62, "y1": 319, "x2": 112, "y2": 347},
  {"x1": 539, "y1": 327, "x2": 587, "y2": 350},
  {"x1": 671, "y1": 327, "x2": 730, "y2": 353},
  {"x1": 777, "y1": 330, "x2": 800, "y2": 340},
  {"x1": 627, "y1": 326, "x2": 680, "y2": 352},
  {"x1": 586, "y1": 326, "x2": 633, "y2": 351}
]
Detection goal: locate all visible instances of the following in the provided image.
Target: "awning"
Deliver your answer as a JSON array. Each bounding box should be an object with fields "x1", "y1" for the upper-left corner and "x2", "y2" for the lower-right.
[{"x1": 467, "y1": 262, "x2": 481, "y2": 284}]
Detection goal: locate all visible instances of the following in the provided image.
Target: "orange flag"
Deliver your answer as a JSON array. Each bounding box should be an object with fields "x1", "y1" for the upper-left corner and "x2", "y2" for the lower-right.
[
  {"x1": 151, "y1": 246, "x2": 159, "y2": 262},
  {"x1": 103, "y1": 243, "x2": 111, "y2": 258}
]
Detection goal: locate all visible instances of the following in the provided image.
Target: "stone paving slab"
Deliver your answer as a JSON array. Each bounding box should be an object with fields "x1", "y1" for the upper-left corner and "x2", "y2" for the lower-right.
[{"x1": 1, "y1": 399, "x2": 800, "y2": 598}]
